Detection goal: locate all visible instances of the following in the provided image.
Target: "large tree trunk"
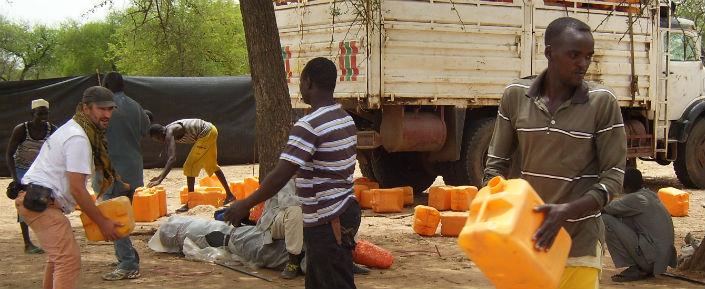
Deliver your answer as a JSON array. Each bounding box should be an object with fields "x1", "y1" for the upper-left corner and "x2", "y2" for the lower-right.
[
  {"x1": 240, "y1": 1, "x2": 292, "y2": 178},
  {"x1": 679, "y1": 236, "x2": 705, "y2": 271}
]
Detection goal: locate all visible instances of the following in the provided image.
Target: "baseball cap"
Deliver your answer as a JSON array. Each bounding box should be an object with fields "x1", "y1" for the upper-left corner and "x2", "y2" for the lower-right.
[
  {"x1": 82, "y1": 86, "x2": 116, "y2": 108},
  {"x1": 31, "y1": 99, "x2": 49, "y2": 110}
]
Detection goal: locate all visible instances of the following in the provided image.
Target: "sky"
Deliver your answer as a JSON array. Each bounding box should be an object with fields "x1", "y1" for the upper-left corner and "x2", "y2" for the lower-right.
[{"x1": 0, "y1": 0, "x2": 130, "y2": 27}]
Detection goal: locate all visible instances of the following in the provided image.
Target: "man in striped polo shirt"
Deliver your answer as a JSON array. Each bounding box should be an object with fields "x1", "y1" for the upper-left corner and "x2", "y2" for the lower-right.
[
  {"x1": 225, "y1": 57, "x2": 360, "y2": 288},
  {"x1": 484, "y1": 17, "x2": 626, "y2": 289}
]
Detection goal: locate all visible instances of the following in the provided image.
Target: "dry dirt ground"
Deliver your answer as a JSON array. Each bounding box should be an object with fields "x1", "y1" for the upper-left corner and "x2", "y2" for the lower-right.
[{"x1": 0, "y1": 161, "x2": 703, "y2": 289}]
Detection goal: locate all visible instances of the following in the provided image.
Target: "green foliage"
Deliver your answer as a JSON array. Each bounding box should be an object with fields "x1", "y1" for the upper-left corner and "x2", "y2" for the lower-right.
[
  {"x1": 51, "y1": 20, "x2": 117, "y2": 76},
  {"x1": 108, "y1": 0, "x2": 249, "y2": 76},
  {"x1": 676, "y1": 0, "x2": 705, "y2": 44},
  {"x1": 0, "y1": 0, "x2": 249, "y2": 81},
  {"x1": 0, "y1": 16, "x2": 57, "y2": 80}
]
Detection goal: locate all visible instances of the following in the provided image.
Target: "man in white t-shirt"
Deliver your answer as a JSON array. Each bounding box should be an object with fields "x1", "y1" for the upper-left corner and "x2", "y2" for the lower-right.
[{"x1": 16, "y1": 86, "x2": 123, "y2": 289}]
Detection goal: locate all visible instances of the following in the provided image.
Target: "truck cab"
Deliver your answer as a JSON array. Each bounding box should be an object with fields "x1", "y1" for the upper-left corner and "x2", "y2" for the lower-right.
[{"x1": 662, "y1": 16, "x2": 705, "y2": 188}]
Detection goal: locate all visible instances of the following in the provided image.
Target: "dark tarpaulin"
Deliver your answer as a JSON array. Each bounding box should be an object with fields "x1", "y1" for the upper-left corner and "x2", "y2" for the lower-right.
[{"x1": 0, "y1": 75, "x2": 256, "y2": 177}]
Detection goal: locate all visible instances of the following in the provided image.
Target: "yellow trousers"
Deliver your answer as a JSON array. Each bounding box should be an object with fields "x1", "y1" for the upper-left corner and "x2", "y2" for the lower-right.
[
  {"x1": 183, "y1": 125, "x2": 220, "y2": 177},
  {"x1": 558, "y1": 266, "x2": 600, "y2": 289}
]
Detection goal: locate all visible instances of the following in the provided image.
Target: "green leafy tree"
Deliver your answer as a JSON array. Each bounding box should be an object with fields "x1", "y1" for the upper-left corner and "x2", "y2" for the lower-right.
[
  {"x1": 50, "y1": 20, "x2": 117, "y2": 76},
  {"x1": 108, "y1": 0, "x2": 249, "y2": 76},
  {"x1": 676, "y1": 0, "x2": 705, "y2": 46},
  {"x1": 0, "y1": 17, "x2": 57, "y2": 80}
]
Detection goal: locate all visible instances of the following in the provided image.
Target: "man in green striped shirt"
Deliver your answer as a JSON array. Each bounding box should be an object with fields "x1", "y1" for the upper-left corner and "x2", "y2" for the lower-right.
[{"x1": 484, "y1": 17, "x2": 627, "y2": 289}]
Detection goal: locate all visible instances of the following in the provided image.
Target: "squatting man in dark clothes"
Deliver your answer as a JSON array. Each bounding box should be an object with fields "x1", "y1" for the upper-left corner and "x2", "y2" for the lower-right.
[
  {"x1": 603, "y1": 168, "x2": 677, "y2": 282},
  {"x1": 224, "y1": 57, "x2": 361, "y2": 289}
]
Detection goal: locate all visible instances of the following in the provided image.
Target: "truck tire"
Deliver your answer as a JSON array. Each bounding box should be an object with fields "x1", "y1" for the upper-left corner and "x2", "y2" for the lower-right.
[
  {"x1": 357, "y1": 150, "x2": 377, "y2": 181},
  {"x1": 674, "y1": 118, "x2": 705, "y2": 188},
  {"x1": 371, "y1": 149, "x2": 436, "y2": 194},
  {"x1": 441, "y1": 117, "x2": 520, "y2": 187}
]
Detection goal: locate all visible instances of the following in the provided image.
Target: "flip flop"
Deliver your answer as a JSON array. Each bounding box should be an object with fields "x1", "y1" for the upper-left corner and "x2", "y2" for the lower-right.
[
  {"x1": 611, "y1": 272, "x2": 650, "y2": 282},
  {"x1": 25, "y1": 246, "x2": 45, "y2": 254},
  {"x1": 175, "y1": 204, "x2": 189, "y2": 213}
]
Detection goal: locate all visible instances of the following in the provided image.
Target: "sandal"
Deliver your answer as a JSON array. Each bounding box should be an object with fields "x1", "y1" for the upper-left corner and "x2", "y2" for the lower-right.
[
  {"x1": 611, "y1": 266, "x2": 650, "y2": 282},
  {"x1": 175, "y1": 204, "x2": 189, "y2": 213},
  {"x1": 24, "y1": 246, "x2": 45, "y2": 254}
]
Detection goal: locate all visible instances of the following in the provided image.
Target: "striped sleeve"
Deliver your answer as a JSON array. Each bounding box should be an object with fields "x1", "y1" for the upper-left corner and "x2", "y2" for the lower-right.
[
  {"x1": 586, "y1": 91, "x2": 626, "y2": 207},
  {"x1": 483, "y1": 87, "x2": 518, "y2": 185},
  {"x1": 280, "y1": 120, "x2": 317, "y2": 167}
]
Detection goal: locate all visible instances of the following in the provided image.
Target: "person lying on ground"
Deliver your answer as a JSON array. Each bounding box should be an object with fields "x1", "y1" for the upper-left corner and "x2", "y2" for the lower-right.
[
  {"x1": 6, "y1": 98, "x2": 56, "y2": 255},
  {"x1": 147, "y1": 118, "x2": 235, "y2": 212},
  {"x1": 603, "y1": 168, "x2": 677, "y2": 282}
]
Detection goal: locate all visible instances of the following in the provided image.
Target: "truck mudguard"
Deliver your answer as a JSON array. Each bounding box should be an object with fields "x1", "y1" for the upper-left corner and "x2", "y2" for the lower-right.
[{"x1": 672, "y1": 98, "x2": 705, "y2": 142}]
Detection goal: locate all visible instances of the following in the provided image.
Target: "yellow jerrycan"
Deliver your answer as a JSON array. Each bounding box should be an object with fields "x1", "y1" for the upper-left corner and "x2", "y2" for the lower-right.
[
  {"x1": 80, "y1": 196, "x2": 135, "y2": 241},
  {"x1": 458, "y1": 177, "x2": 572, "y2": 289},
  {"x1": 657, "y1": 187, "x2": 689, "y2": 217}
]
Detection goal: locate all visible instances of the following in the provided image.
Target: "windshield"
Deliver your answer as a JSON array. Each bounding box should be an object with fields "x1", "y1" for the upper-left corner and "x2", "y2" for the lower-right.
[{"x1": 666, "y1": 32, "x2": 699, "y2": 61}]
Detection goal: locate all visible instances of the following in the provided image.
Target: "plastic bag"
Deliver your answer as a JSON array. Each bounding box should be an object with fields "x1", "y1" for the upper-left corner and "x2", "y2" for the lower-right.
[
  {"x1": 149, "y1": 216, "x2": 233, "y2": 253},
  {"x1": 182, "y1": 237, "x2": 234, "y2": 263},
  {"x1": 147, "y1": 215, "x2": 293, "y2": 270}
]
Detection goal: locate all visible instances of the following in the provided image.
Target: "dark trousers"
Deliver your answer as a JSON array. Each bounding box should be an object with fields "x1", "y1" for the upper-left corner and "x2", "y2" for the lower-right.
[{"x1": 303, "y1": 200, "x2": 361, "y2": 289}]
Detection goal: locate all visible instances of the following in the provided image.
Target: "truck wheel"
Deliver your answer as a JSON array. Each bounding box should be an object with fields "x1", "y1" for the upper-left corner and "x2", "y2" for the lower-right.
[
  {"x1": 674, "y1": 118, "x2": 705, "y2": 188},
  {"x1": 441, "y1": 117, "x2": 520, "y2": 187},
  {"x1": 371, "y1": 149, "x2": 436, "y2": 194}
]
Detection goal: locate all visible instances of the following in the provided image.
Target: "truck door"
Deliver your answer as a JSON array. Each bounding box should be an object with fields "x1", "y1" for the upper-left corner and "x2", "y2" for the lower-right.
[{"x1": 665, "y1": 31, "x2": 705, "y2": 121}]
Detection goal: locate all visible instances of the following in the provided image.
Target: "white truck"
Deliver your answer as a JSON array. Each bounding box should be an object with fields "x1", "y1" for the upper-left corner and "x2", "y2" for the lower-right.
[{"x1": 275, "y1": 0, "x2": 705, "y2": 194}]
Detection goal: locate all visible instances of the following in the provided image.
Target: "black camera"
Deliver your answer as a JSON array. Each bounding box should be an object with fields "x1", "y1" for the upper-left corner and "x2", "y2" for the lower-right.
[
  {"x1": 5, "y1": 181, "x2": 22, "y2": 200},
  {"x1": 23, "y1": 184, "x2": 54, "y2": 213}
]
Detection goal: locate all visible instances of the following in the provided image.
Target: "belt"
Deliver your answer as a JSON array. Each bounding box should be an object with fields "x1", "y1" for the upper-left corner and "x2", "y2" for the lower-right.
[{"x1": 25, "y1": 183, "x2": 52, "y2": 193}]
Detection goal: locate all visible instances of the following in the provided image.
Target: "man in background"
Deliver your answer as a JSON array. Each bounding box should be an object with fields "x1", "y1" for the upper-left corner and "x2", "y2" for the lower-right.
[
  {"x1": 148, "y1": 119, "x2": 235, "y2": 211},
  {"x1": 92, "y1": 72, "x2": 150, "y2": 281},
  {"x1": 6, "y1": 99, "x2": 57, "y2": 254}
]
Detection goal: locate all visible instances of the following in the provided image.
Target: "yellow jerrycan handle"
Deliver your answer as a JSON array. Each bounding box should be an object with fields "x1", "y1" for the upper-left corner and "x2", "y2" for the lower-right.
[{"x1": 474, "y1": 176, "x2": 507, "y2": 223}]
